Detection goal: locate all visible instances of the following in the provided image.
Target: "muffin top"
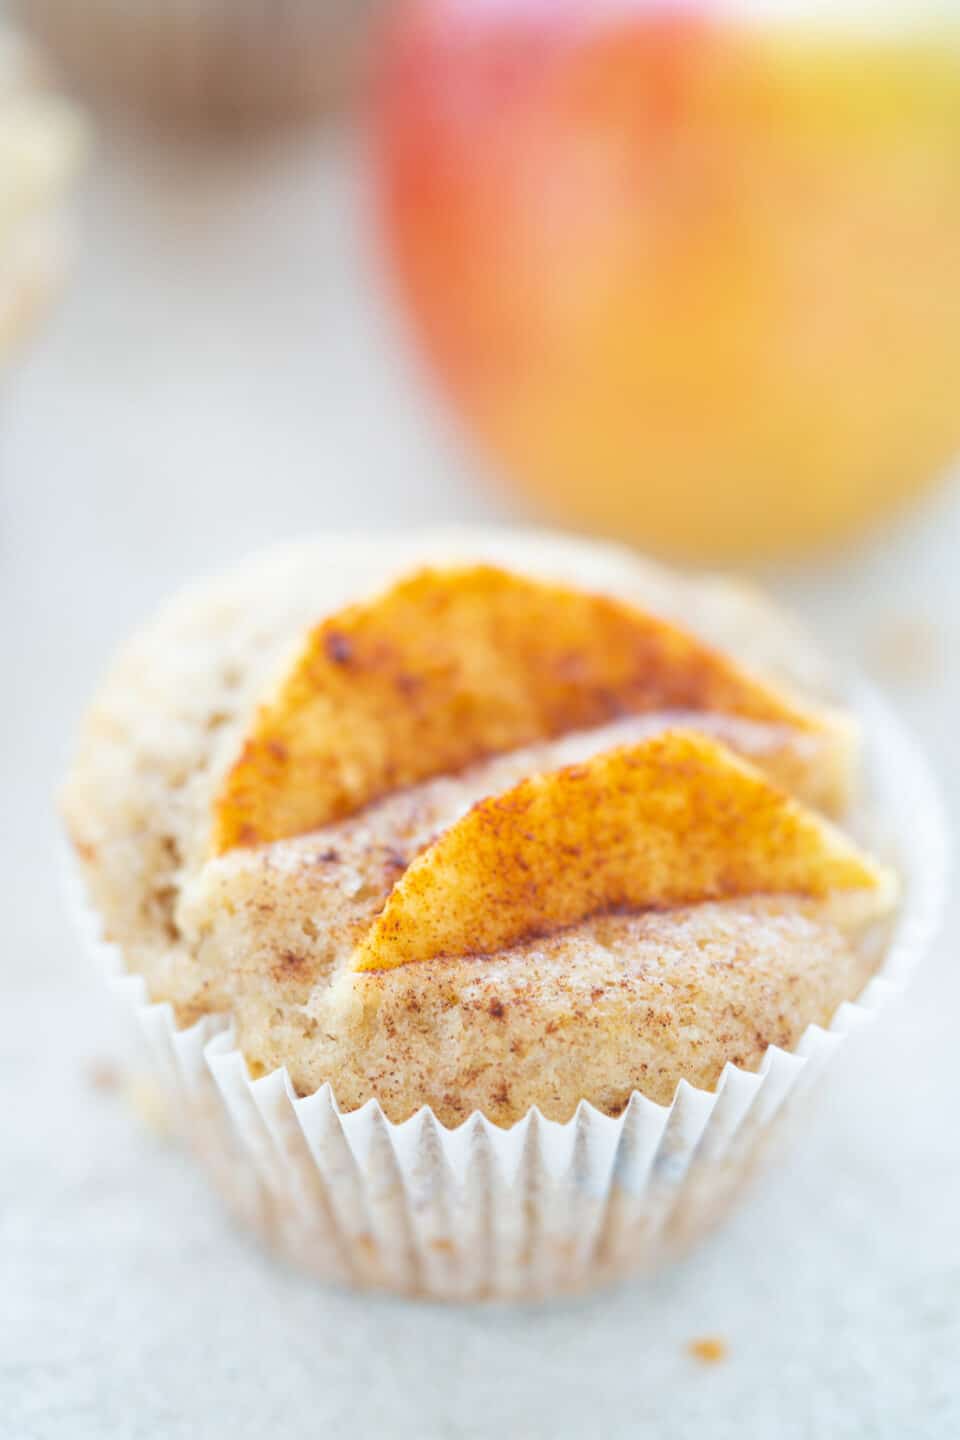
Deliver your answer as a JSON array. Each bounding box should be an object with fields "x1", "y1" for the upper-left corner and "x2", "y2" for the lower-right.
[{"x1": 64, "y1": 531, "x2": 896, "y2": 1125}]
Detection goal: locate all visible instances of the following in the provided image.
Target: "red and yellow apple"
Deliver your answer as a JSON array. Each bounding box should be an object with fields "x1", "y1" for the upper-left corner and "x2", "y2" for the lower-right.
[{"x1": 372, "y1": 1, "x2": 960, "y2": 560}]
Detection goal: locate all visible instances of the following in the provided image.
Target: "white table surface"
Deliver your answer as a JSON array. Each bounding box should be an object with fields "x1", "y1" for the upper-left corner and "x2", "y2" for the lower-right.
[{"x1": 2, "y1": 126, "x2": 959, "y2": 1440}]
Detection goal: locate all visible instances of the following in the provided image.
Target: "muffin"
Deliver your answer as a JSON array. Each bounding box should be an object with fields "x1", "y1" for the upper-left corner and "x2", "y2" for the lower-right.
[
  {"x1": 13, "y1": 0, "x2": 383, "y2": 131},
  {"x1": 0, "y1": 28, "x2": 86, "y2": 365},
  {"x1": 62, "y1": 530, "x2": 942, "y2": 1299}
]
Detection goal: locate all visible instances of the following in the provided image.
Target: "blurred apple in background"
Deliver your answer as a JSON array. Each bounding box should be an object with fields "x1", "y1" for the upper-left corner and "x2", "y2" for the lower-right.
[{"x1": 373, "y1": 0, "x2": 960, "y2": 561}]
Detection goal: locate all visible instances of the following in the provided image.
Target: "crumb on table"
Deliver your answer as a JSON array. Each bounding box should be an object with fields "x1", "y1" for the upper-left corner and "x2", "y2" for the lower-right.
[
  {"x1": 688, "y1": 1336, "x2": 728, "y2": 1365},
  {"x1": 125, "y1": 1075, "x2": 174, "y2": 1137},
  {"x1": 85, "y1": 1059, "x2": 122, "y2": 1093}
]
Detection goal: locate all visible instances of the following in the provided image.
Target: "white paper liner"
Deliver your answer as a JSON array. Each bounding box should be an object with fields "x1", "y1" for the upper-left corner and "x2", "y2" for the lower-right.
[{"x1": 63, "y1": 681, "x2": 948, "y2": 1301}]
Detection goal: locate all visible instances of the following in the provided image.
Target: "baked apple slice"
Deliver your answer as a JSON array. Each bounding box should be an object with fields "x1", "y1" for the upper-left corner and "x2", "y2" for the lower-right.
[
  {"x1": 352, "y1": 731, "x2": 895, "y2": 971},
  {"x1": 213, "y1": 565, "x2": 853, "y2": 851}
]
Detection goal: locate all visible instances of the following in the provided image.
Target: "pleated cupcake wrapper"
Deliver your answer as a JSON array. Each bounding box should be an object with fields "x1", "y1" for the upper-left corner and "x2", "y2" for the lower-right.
[{"x1": 64, "y1": 684, "x2": 948, "y2": 1300}]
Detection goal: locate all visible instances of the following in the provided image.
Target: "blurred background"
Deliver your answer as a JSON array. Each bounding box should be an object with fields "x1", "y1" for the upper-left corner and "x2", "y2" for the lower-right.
[{"x1": 2, "y1": 2, "x2": 959, "y2": 1436}]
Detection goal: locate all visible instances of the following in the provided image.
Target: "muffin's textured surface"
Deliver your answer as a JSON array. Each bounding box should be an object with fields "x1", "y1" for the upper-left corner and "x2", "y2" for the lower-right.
[{"x1": 64, "y1": 531, "x2": 890, "y2": 1123}]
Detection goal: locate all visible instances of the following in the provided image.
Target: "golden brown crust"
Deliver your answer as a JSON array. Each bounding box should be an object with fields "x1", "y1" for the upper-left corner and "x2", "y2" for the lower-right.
[{"x1": 212, "y1": 564, "x2": 834, "y2": 852}]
